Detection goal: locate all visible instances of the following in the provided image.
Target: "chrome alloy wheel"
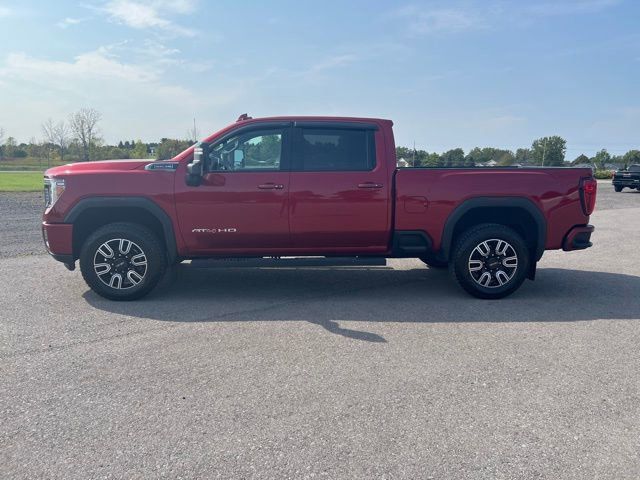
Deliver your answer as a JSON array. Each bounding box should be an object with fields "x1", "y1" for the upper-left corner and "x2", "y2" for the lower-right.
[
  {"x1": 467, "y1": 239, "x2": 518, "y2": 288},
  {"x1": 93, "y1": 238, "x2": 148, "y2": 290}
]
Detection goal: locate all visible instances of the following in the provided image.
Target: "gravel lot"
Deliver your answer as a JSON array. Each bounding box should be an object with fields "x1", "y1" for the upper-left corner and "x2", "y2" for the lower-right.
[{"x1": 1, "y1": 184, "x2": 639, "y2": 479}]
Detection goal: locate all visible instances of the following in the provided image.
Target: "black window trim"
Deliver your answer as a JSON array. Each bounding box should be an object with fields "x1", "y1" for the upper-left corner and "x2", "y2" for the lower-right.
[
  {"x1": 291, "y1": 125, "x2": 377, "y2": 173},
  {"x1": 204, "y1": 122, "x2": 292, "y2": 173}
]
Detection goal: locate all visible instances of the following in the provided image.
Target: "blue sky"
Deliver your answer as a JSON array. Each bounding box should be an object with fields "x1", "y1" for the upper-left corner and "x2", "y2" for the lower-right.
[{"x1": 0, "y1": 0, "x2": 638, "y2": 158}]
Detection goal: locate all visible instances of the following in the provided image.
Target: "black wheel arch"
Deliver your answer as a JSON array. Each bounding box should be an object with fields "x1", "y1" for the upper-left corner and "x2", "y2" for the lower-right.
[
  {"x1": 440, "y1": 197, "x2": 547, "y2": 262},
  {"x1": 64, "y1": 197, "x2": 178, "y2": 263}
]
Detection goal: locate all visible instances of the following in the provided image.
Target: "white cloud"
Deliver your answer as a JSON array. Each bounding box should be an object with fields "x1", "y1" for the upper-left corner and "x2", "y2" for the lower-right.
[
  {"x1": 526, "y1": 0, "x2": 621, "y2": 16},
  {"x1": 395, "y1": 5, "x2": 483, "y2": 35},
  {"x1": 100, "y1": 0, "x2": 197, "y2": 36},
  {"x1": 309, "y1": 54, "x2": 357, "y2": 73},
  {"x1": 57, "y1": 17, "x2": 87, "y2": 29},
  {"x1": 0, "y1": 45, "x2": 250, "y2": 143}
]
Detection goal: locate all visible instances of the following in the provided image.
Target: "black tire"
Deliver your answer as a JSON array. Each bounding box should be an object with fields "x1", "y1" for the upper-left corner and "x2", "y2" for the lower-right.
[
  {"x1": 614, "y1": 185, "x2": 623, "y2": 192},
  {"x1": 80, "y1": 222, "x2": 166, "y2": 301},
  {"x1": 449, "y1": 223, "x2": 529, "y2": 300},
  {"x1": 419, "y1": 255, "x2": 448, "y2": 269}
]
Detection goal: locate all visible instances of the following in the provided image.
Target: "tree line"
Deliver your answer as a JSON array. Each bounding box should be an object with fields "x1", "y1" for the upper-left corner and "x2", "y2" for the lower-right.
[
  {"x1": 1, "y1": 112, "x2": 639, "y2": 170},
  {"x1": 397, "y1": 135, "x2": 640, "y2": 170},
  {"x1": 0, "y1": 107, "x2": 195, "y2": 166}
]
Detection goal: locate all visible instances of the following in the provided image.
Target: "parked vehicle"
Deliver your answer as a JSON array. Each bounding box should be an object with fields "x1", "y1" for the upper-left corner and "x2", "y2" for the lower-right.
[
  {"x1": 612, "y1": 164, "x2": 640, "y2": 192},
  {"x1": 42, "y1": 115, "x2": 597, "y2": 300}
]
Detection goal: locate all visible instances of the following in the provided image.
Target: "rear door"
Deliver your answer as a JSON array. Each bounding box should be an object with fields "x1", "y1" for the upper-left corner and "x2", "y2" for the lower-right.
[
  {"x1": 288, "y1": 122, "x2": 390, "y2": 252},
  {"x1": 175, "y1": 123, "x2": 292, "y2": 253}
]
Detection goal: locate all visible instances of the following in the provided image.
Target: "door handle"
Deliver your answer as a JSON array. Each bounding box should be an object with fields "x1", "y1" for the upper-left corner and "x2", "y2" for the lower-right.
[
  {"x1": 357, "y1": 182, "x2": 383, "y2": 189},
  {"x1": 257, "y1": 183, "x2": 284, "y2": 190}
]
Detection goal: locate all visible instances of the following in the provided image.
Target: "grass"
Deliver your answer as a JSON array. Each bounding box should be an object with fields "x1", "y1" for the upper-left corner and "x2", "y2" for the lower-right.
[
  {"x1": 0, "y1": 172, "x2": 44, "y2": 192},
  {"x1": 0, "y1": 156, "x2": 68, "y2": 171}
]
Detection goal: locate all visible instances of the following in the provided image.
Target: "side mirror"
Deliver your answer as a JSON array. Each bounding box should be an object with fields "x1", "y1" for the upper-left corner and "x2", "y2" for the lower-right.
[{"x1": 186, "y1": 143, "x2": 208, "y2": 186}]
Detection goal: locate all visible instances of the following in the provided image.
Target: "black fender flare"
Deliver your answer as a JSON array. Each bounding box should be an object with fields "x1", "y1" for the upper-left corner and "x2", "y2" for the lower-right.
[
  {"x1": 64, "y1": 196, "x2": 178, "y2": 262},
  {"x1": 440, "y1": 196, "x2": 547, "y2": 261}
]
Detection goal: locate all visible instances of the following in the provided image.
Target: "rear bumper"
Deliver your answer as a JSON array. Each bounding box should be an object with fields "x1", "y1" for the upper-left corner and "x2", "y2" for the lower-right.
[
  {"x1": 562, "y1": 225, "x2": 594, "y2": 251},
  {"x1": 42, "y1": 222, "x2": 74, "y2": 263},
  {"x1": 612, "y1": 178, "x2": 640, "y2": 187}
]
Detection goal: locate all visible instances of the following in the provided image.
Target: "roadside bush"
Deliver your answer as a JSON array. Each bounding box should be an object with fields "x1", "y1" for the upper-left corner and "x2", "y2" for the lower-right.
[{"x1": 594, "y1": 170, "x2": 613, "y2": 179}]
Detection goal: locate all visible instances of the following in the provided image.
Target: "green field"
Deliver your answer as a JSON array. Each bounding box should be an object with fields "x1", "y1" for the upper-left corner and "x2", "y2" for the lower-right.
[
  {"x1": 0, "y1": 157, "x2": 67, "y2": 172},
  {"x1": 0, "y1": 172, "x2": 44, "y2": 192}
]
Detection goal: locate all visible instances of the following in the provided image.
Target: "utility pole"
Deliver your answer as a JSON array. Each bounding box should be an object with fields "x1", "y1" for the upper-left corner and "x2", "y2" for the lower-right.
[
  {"x1": 412, "y1": 140, "x2": 416, "y2": 167},
  {"x1": 541, "y1": 138, "x2": 548, "y2": 166}
]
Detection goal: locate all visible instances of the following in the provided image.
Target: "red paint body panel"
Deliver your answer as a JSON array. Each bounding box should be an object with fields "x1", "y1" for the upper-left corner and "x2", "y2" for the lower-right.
[
  {"x1": 394, "y1": 167, "x2": 591, "y2": 251},
  {"x1": 41, "y1": 116, "x2": 595, "y2": 263},
  {"x1": 42, "y1": 222, "x2": 73, "y2": 255}
]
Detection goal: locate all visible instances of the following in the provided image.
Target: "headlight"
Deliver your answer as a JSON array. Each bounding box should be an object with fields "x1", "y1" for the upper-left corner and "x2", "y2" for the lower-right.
[{"x1": 44, "y1": 177, "x2": 65, "y2": 208}]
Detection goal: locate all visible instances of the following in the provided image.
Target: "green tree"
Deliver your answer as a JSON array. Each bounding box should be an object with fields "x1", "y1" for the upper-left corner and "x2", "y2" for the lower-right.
[
  {"x1": 156, "y1": 138, "x2": 192, "y2": 160},
  {"x1": 515, "y1": 148, "x2": 533, "y2": 165},
  {"x1": 592, "y1": 149, "x2": 611, "y2": 170},
  {"x1": 531, "y1": 136, "x2": 566, "y2": 166},
  {"x1": 572, "y1": 154, "x2": 590, "y2": 165},
  {"x1": 4, "y1": 136, "x2": 17, "y2": 158},
  {"x1": 622, "y1": 150, "x2": 640, "y2": 169},
  {"x1": 132, "y1": 140, "x2": 148, "y2": 159},
  {"x1": 441, "y1": 148, "x2": 465, "y2": 167}
]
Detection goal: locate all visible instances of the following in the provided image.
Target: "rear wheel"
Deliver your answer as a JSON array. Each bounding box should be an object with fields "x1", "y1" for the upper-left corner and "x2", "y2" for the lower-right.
[
  {"x1": 80, "y1": 222, "x2": 166, "y2": 300},
  {"x1": 614, "y1": 185, "x2": 623, "y2": 192},
  {"x1": 450, "y1": 224, "x2": 529, "y2": 299}
]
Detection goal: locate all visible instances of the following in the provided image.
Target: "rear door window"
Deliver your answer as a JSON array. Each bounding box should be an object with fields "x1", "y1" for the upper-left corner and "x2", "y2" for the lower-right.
[{"x1": 294, "y1": 128, "x2": 375, "y2": 171}]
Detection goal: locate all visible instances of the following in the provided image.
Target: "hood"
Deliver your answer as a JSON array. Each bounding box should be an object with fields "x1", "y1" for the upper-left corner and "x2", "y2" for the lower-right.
[{"x1": 45, "y1": 159, "x2": 153, "y2": 176}]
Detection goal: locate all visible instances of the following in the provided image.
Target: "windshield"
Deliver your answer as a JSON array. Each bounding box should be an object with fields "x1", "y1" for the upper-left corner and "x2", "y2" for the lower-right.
[{"x1": 629, "y1": 164, "x2": 640, "y2": 172}]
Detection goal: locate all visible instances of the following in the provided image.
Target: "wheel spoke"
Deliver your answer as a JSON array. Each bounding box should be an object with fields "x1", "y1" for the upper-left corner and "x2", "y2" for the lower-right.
[
  {"x1": 468, "y1": 260, "x2": 484, "y2": 272},
  {"x1": 119, "y1": 239, "x2": 132, "y2": 255},
  {"x1": 478, "y1": 271, "x2": 492, "y2": 287},
  {"x1": 127, "y1": 270, "x2": 143, "y2": 285},
  {"x1": 97, "y1": 243, "x2": 114, "y2": 259},
  {"x1": 495, "y1": 270, "x2": 509, "y2": 286},
  {"x1": 130, "y1": 253, "x2": 147, "y2": 266},
  {"x1": 94, "y1": 263, "x2": 111, "y2": 275},
  {"x1": 109, "y1": 273, "x2": 123, "y2": 289},
  {"x1": 495, "y1": 240, "x2": 508, "y2": 256},
  {"x1": 475, "y1": 241, "x2": 491, "y2": 257},
  {"x1": 502, "y1": 256, "x2": 518, "y2": 268}
]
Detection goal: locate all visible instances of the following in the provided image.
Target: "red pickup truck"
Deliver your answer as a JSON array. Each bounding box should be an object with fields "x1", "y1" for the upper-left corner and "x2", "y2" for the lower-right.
[{"x1": 42, "y1": 115, "x2": 596, "y2": 300}]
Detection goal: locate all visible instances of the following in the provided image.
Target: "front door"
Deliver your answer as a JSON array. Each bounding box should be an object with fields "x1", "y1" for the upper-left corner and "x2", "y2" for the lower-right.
[
  {"x1": 288, "y1": 124, "x2": 390, "y2": 252},
  {"x1": 175, "y1": 126, "x2": 291, "y2": 254}
]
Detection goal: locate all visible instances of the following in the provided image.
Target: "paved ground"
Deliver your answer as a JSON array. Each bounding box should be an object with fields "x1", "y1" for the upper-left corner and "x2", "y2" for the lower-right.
[{"x1": 1, "y1": 185, "x2": 639, "y2": 479}]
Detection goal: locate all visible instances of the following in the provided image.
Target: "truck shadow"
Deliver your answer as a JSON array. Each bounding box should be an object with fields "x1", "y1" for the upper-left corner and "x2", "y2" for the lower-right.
[{"x1": 83, "y1": 265, "x2": 640, "y2": 343}]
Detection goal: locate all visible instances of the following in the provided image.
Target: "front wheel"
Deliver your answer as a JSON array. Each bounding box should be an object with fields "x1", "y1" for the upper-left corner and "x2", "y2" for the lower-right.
[
  {"x1": 450, "y1": 224, "x2": 529, "y2": 299},
  {"x1": 80, "y1": 222, "x2": 167, "y2": 301},
  {"x1": 614, "y1": 185, "x2": 623, "y2": 192}
]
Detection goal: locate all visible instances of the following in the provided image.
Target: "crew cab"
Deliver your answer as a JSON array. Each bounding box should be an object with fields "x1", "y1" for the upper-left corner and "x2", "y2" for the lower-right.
[
  {"x1": 42, "y1": 115, "x2": 597, "y2": 300},
  {"x1": 612, "y1": 164, "x2": 640, "y2": 192}
]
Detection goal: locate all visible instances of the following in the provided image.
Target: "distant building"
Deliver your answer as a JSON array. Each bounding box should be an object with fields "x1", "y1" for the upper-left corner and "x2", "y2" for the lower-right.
[{"x1": 397, "y1": 158, "x2": 409, "y2": 168}]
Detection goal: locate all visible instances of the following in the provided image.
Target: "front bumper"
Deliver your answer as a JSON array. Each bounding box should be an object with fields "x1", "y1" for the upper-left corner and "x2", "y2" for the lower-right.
[
  {"x1": 42, "y1": 222, "x2": 73, "y2": 263},
  {"x1": 562, "y1": 225, "x2": 594, "y2": 251}
]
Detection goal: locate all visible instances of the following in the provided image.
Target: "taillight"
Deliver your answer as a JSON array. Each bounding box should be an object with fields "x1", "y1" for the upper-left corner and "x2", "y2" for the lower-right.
[{"x1": 580, "y1": 177, "x2": 597, "y2": 215}]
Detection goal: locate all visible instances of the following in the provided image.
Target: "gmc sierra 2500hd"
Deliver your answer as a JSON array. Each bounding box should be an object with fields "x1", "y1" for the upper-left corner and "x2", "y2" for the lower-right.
[{"x1": 42, "y1": 115, "x2": 597, "y2": 300}]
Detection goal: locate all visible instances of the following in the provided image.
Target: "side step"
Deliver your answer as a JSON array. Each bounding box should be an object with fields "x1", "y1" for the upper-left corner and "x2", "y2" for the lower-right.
[{"x1": 190, "y1": 256, "x2": 387, "y2": 268}]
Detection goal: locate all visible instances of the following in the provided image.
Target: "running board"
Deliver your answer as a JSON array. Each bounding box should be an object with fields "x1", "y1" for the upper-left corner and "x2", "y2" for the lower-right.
[{"x1": 189, "y1": 257, "x2": 387, "y2": 268}]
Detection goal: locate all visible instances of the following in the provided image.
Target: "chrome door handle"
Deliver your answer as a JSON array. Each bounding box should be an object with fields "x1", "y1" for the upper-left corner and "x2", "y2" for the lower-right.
[
  {"x1": 357, "y1": 182, "x2": 383, "y2": 189},
  {"x1": 258, "y1": 183, "x2": 284, "y2": 190}
]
